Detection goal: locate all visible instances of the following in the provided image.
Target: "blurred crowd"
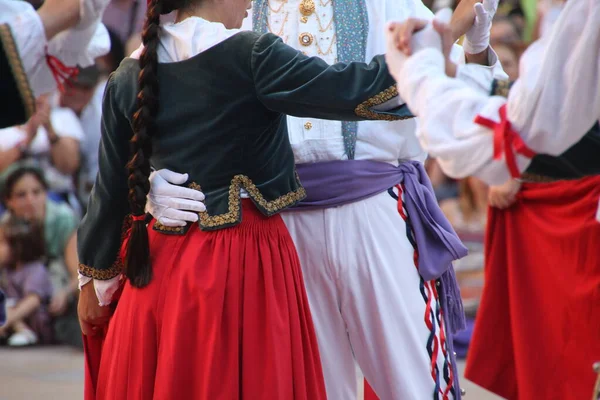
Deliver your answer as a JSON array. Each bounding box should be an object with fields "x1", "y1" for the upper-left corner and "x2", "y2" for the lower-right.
[{"x1": 0, "y1": 0, "x2": 552, "y2": 351}]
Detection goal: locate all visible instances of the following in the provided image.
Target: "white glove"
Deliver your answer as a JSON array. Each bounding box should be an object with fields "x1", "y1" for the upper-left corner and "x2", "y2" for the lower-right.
[
  {"x1": 146, "y1": 169, "x2": 206, "y2": 227},
  {"x1": 463, "y1": 0, "x2": 498, "y2": 55}
]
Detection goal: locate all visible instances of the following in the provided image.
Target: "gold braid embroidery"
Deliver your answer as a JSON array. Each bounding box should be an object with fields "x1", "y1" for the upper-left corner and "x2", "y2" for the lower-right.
[
  {"x1": 78, "y1": 215, "x2": 134, "y2": 280},
  {"x1": 78, "y1": 260, "x2": 123, "y2": 280},
  {"x1": 197, "y1": 175, "x2": 306, "y2": 228},
  {"x1": 152, "y1": 222, "x2": 187, "y2": 234},
  {"x1": 354, "y1": 85, "x2": 413, "y2": 121},
  {"x1": 0, "y1": 24, "x2": 35, "y2": 121}
]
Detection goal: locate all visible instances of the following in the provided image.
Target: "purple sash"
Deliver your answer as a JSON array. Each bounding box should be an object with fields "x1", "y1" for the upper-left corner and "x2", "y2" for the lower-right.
[{"x1": 294, "y1": 160, "x2": 468, "y2": 335}]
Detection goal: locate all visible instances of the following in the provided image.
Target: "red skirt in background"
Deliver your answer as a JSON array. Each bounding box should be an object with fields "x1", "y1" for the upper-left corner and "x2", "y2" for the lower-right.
[
  {"x1": 465, "y1": 176, "x2": 600, "y2": 400},
  {"x1": 85, "y1": 200, "x2": 326, "y2": 400}
]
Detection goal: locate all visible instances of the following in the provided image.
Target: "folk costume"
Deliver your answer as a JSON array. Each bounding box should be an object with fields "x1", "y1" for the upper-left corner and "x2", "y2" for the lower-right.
[
  {"x1": 390, "y1": 1, "x2": 600, "y2": 398},
  {"x1": 0, "y1": 0, "x2": 109, "y2": 128},
  {"x1": 465, "y1": 130, "x2": 600, "y2": 400},
  {"x1": 390, "y1": 0, "x2": 600, "y2": 186},
  {"x1": 145, "y1": 0, "x2": 508, "y2": 398},
  {"x1": 77, "y1": 16, "x2": 413, "y2": 400}
]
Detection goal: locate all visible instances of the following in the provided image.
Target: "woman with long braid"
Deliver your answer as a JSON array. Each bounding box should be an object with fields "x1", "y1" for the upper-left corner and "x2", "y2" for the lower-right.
[{"x1": 75, "y1": 0, "x2": 414, "y2": 398}]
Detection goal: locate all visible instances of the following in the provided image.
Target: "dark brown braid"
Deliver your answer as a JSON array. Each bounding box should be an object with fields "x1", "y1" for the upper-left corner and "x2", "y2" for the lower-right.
[
  {"x1": 123, "y1": 0, "x2": 162, "y2": 288},
  {"x1": 123, "y1": 0, "x2": 196, "y2": 287}
]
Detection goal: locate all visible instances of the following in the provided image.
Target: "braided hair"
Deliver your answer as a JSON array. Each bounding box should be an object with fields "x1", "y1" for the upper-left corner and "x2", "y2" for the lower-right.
[{"x1": 124, "y1": 0, "x2": 190, "y2": 287}]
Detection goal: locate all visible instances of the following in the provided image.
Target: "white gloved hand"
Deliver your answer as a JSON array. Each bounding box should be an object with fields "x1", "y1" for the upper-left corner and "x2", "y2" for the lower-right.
[
  {"x1": 146, "y1": 169, "x2": 206, "y2": 227},
  {"x1": 463, "y1": 0, "x2": 498, "y2": 55}
]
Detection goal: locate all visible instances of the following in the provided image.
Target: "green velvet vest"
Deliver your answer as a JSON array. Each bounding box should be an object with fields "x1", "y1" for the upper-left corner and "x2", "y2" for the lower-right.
[{"x1": 78, "y1": 31, "x2": 411, "y2": 279}]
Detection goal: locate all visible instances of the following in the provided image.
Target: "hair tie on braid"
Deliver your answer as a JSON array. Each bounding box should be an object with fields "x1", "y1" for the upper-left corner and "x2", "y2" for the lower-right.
[{"x1": 131, "y1": 215, "x2": 147, "y2": 222}]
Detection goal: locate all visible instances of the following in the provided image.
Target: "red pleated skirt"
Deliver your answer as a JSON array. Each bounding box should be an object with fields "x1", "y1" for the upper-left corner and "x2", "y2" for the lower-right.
[
  {"x1": 465, "y1": 176, "x2": 600, "y2": 400},
  {"x1": 87, "y1": 200, "x2": 326, "y2": 400}
]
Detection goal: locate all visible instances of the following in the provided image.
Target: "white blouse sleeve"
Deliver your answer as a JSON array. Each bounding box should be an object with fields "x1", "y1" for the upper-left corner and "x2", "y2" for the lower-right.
[
  {"x1": 507, "y1": 0, "x2": 600, "y2": 156},
  {"x1": 393, "y1": 0, "x2": 600, "y2": 186},
  {"x1": 397, "y1": 48, "x2": 526, "y2": 186}
]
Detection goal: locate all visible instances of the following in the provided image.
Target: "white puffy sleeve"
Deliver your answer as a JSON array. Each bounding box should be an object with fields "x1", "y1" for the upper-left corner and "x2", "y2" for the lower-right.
[
  {"x1": 507, "y1": 0, "x2": 600, "y2": 156},
  {"x1": 397, "y1": 48, "x2": 527, "y2": 186},
  {"x1": 392, "y1": 0, "x2": 600, "y2": 186}
]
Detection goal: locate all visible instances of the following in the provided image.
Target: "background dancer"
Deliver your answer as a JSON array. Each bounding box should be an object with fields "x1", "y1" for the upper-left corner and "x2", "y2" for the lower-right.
[{"x1": 386, "y1": 2, "x2": 600, "y2": 398}]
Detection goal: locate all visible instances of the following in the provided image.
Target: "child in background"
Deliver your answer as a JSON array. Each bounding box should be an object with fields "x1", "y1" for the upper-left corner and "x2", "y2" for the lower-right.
[{"x1": 0, "y1": 217, "x2": 53, "y2": 346}]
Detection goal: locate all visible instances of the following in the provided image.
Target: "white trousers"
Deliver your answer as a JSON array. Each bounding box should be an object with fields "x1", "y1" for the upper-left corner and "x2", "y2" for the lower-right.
[{"x1": 282, "y1": 189, "x2": 458, "y2": 400}]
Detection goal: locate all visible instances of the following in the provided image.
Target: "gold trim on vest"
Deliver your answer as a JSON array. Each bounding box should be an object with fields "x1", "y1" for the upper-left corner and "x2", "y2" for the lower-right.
[
  {"x1": 199, "y1": 175, "x2": 306, "y2": 229},
  {"x1": 78, "y1": 261, "x2": 123, "y2": 280},
  {"x1": 354, "y1": 85, "x2": 413, "y2": 121}
]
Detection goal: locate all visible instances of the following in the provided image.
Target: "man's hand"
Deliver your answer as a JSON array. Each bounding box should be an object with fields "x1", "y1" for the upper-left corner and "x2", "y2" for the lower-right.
[{"x1": 146, "y1": 169, "x2": 206, "y2": 227}]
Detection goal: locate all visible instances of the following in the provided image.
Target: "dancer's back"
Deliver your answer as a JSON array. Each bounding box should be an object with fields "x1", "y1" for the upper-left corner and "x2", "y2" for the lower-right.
[
  {"x1": 77, "y1": 7, "x2": 408, "y2": 398},
  {"x1": 104, "y1": 29, "x2": 403, "y2": 232}
]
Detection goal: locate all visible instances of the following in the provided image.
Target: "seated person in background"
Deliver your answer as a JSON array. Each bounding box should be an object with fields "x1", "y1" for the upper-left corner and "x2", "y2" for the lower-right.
[
  {"x1": 0, "y1": 95, "x2": 83, "y2": 215},
  {"x1": 1, "y1": 163, "x2": 81, "y2": 348},
  {"x1": 0, "y1": 217, "x2": 53, "y2": 346}
]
